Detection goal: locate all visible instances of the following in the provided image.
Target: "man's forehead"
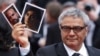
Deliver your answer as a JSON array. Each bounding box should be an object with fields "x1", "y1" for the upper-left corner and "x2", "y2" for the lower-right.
[
  {"x1": 60, "y1": 16, "x2": 85, "y2": 26},
  {"x1": 62, "y1": 16, "x2": 83, "y2": 22}
]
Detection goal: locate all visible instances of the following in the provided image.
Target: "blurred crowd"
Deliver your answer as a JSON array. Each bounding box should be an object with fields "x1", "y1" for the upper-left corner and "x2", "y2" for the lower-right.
[{"x1": 0, "y1": 0, "x2": 100, "y2": 55}]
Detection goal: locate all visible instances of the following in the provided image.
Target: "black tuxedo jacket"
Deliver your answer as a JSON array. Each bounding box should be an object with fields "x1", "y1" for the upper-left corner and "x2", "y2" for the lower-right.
[
  {"x1": 36, "y1": 42, "x2": 100, "y2": 56},
  {"x1": 0, "y1": 48, "x2": 19, "y2": 56},
  {"x1": 0, "y1": 12, "x2": 13, "y2": 50},
  {"x1": 0, "y1": 47, "x2": 33, "y2": 56}
]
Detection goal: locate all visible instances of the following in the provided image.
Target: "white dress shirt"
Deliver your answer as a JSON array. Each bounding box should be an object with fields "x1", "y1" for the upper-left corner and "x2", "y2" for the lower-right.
[
  {"x1": 19, "y1": 43, "x2": 30, "y2": 56},
  {"x1": 63, "y1": 43, "x2": 89, "y2": 56}
]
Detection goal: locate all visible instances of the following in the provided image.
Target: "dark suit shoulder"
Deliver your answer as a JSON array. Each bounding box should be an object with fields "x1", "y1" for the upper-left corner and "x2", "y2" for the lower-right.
[
  {"x1": 88, "y1": 46, "x2": 100, "y2": 52},
  {"x1": 36, "y1": 43, "x2": 59, "y2": 56},
  {"x1": 87, "y1": 46, "x2": 100, "y2": 56}
]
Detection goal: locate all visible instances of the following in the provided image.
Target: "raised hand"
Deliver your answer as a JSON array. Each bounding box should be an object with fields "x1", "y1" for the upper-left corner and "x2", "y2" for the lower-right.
[{"x1": 12, "y1": 23, "x2": 29, "y2": 48}]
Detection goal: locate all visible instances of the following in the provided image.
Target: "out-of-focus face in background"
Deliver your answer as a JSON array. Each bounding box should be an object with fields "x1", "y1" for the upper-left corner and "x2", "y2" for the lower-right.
[
  {"x1": 0, "y1": 3, "x2": 8, "y2": 12},
  {"x1": 0, "y1": 0, "x2": 16, "y2": 12}
]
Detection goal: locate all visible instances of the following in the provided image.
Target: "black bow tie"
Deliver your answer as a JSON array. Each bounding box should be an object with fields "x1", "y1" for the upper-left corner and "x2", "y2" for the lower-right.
[{"x1": 72, "y1": 53, "x2": 80, "y2": 56}]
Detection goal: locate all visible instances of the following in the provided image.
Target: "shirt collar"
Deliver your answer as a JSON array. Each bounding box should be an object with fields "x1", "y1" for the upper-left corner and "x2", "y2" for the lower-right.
[{"x1": 63, "y1": 43, "x2": 89, "y2": 56}]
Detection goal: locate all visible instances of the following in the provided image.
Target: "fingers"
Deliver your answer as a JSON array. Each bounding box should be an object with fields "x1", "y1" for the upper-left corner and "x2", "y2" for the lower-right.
[
  {"x1": 12, "y1": 23, "x2": 26, "y2": 39},
  {"x1": 13, "y1": 23, "x2": 26, "y2": 34},
  {"x1": 12, "y1": 22, "x2": 30, "y2": 48}
]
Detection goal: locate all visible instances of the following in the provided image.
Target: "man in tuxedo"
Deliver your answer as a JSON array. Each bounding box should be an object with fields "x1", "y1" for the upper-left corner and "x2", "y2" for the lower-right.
[{"x1": 12, "y1": 7, "x2": 100, "y2": 56}]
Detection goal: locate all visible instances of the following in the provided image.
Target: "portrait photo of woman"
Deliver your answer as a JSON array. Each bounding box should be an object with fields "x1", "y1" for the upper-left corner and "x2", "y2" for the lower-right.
[{"x1": 21, "y1": 2, "x2": 45, "y2": 33}]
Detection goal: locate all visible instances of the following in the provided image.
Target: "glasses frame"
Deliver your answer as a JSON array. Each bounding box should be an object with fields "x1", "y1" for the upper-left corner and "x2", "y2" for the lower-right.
[{"x1": 60, "y1": 25, "x2": 87, "y2": 33}]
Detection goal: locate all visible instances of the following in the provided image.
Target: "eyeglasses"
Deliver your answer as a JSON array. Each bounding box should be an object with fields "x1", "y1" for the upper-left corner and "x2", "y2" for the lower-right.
[{"x1": 60, "y1": 25, "x2": 86, "y2": 33}]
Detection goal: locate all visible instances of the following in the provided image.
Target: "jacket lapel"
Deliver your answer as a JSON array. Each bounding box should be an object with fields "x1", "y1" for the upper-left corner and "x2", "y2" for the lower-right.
[
  {"x1": 86, "y1": 46, "x2": 95, "y2": 56},
  {"x1": 55, "y1": 42, "x2": 68, "y2": 56}
]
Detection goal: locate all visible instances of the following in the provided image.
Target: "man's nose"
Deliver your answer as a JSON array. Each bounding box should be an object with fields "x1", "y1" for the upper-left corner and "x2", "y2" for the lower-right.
[{"x1": 69, "y1": 30, "x2": 75, "y2": 36}]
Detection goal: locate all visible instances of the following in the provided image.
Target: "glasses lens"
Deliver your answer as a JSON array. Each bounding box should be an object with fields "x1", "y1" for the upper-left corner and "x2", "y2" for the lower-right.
[{"x1": 73, "y1": 26, "x2": 86, "y2": 32}]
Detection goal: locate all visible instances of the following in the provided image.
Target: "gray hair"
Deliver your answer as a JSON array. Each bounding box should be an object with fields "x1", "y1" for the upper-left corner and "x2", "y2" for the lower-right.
[{"x1": 58, "y1": 7, "x2": 90, "y2": 26}]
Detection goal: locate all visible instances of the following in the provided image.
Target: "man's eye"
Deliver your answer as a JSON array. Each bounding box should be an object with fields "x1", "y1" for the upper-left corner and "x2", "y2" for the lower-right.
[
  {"x1": 61, "y1": 26, "x2": 86, "y2": 32},
  {"x1": 73, "y1": 27, "x2": 85, "y2": 31},
  {"x1": 12, "y1": 14, "x2": 14, "y2": 16}
]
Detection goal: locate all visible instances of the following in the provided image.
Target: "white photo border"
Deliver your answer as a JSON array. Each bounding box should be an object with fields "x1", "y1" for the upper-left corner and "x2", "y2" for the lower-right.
[
  {"x1": 2, "y1": 3, "x2": 21, "y2": 28},
  {"x1": 21, "y1": 2, "x2": 46, "y2": 33}
]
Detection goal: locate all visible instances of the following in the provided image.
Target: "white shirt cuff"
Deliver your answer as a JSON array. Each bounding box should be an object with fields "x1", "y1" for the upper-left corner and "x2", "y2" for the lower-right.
[{"x1": 19, "y1": 43, "x2": 30, "y2": 56}]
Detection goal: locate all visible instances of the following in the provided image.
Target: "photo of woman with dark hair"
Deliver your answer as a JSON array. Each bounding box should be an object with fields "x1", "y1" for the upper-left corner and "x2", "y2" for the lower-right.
[{"x1": 21, "y1": 3, "x2": 45, "y2": 33}]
